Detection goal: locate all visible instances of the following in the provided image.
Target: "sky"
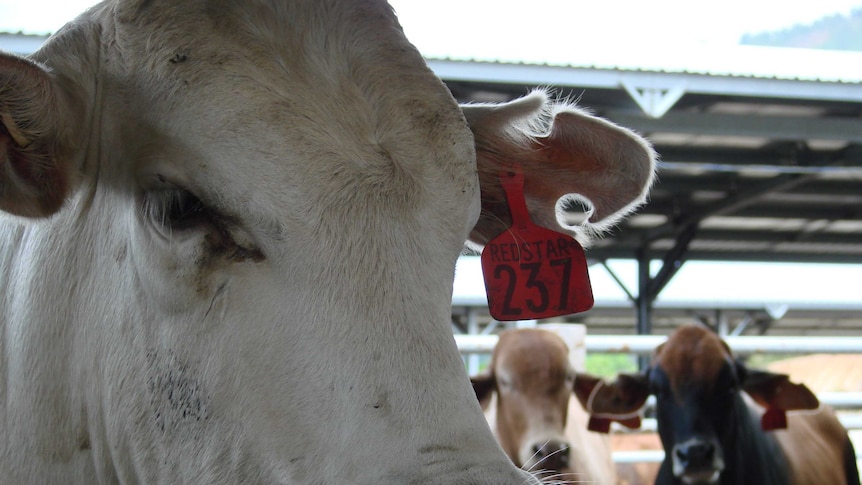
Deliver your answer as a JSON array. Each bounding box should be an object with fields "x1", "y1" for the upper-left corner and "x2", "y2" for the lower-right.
[
  {"x1": 5, "y1": 0, "x2": 862, "y2": 78},
  {"x1": 389, "y1": 0, "x2": 862, "y2": 57},
  {"x1": 2, "y1": 0, "x2": 862, "y2": 44}
]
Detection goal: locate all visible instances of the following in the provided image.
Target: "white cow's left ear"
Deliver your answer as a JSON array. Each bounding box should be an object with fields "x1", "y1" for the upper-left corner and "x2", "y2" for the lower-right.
[
  {"x1": 0, "y1": 53, "x2": 80, "y2": 218},
  {"x1": 461, "y1": 90, "x2": 656, "y2": 246}
]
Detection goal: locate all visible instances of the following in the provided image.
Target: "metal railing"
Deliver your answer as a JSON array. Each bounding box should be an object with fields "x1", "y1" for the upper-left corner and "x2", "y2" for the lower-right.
[{"x1": 455, "y1": 334, "x2": 862, "y2": 355}]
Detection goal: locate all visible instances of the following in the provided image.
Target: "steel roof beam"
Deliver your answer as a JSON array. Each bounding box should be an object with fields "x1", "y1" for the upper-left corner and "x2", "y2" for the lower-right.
[
  {"x1": 653, "y1": 144, "x2": 862, "y2": 167},
  {"x1": 616, "y1": 230, "x2": 862, "y2": 246},
  {"x1": 651, "y1": 176, "x2": 862, "y2": 195},
  {"x1": 643, "y1": 173, "x2": 813, "y2": 242},
  {"x1": 607, "y1": 111, "x2": 862, "y2": 143},
  {"x1": 635, "y1": 202, "x2": 862, "y2": 221},
  {"x1": 620, "y1": 79, "x2": 687, "y2": 118},
  {"x1": 587, "y1": 247, "x2": 862, "y2": 264},
  {"x1": 647, "y1": 223, "x2": 698, "y2": 299},
  {"x1": 427, "y1": 59, "x2": 862, "y2": 104}
]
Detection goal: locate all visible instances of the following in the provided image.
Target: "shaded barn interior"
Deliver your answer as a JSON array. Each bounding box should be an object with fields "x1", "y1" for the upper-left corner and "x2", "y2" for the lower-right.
[{"x1": 433, "y1": 53, "x2": 862, "y2": 337}]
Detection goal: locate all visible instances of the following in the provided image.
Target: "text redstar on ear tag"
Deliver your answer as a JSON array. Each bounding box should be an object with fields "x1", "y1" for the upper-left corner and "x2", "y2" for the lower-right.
[{"x1": 481, "y1": 166, "x2": 593, "y2": 321}]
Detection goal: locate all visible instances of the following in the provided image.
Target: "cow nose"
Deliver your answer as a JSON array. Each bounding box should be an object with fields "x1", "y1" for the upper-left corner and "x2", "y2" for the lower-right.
[
  {"x1": 674, "y1": 441, "x2": 716, "y2": 470},
  {"x1": 530, "y1": 440, "x2": 570, "y2": 471}
]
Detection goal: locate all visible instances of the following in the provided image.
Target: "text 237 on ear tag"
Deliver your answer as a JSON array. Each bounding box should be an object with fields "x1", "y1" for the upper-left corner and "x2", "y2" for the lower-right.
[{"x1": 480, "y1": 165, "x2": 594, "y2": 321}]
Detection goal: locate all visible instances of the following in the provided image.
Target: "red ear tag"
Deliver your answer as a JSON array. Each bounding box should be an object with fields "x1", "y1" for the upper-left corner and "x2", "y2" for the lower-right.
[
  {"x1": 761, "y1": 408, "x2": 787, "y2": 431},
  {"x1": 587, "y1": 416, "x2": 612, "y2": 434},
  {"x1": 616, "y1": 416, "x2": 642, "y2": 430},
  {"x1": 481, "y1": 166, "x2": 593, "y2": 321}
]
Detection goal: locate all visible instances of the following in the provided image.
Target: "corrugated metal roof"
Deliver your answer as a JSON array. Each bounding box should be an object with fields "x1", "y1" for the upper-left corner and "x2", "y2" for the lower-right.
[{"x1": 419, "y1": 43, "x2": 862, "y2": 84}]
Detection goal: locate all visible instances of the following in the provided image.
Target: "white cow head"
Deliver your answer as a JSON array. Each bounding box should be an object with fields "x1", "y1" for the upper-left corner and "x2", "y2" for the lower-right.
[{"x1": 0, "y1": 1, "x2": 655, "y2": 483}]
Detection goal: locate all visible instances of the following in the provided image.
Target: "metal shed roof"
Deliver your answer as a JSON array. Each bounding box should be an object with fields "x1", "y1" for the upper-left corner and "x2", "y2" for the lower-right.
[
  {"x1": 426, "y1": 43, "x2": 862, "y2": 84},
  {"x1": 429, "y1": 55, "x2": 862, "y2": 266},
  {"x1": 432, "y1": 52, "x2": 862, "y2": 337}
]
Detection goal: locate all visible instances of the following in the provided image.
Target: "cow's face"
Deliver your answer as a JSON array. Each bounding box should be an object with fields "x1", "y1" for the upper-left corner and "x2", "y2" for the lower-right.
[
  {"x1": 472, "y1": 329, "x2": 578, "y2": 473},
  {"x1": 648, "y1": 327, "x2": 737, "y2": 484},
  {"x1": 582, "y1": 325, "x2": 820, "y2": 485},
  {"x1": 48, "y1": 1, "x2": 498, "y2": 482},
  {"x1": 0, "y1": 1, "x2": 656, "y2": 483}
]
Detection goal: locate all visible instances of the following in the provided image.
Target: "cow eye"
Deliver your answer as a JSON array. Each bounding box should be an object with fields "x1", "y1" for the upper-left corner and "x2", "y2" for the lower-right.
[
  {"x1": 144, "y1": 187, "x2": 212, "y2": 231},
  {"x1": 165, "y1": 190, "x2": 209, "y2": 229},
  {"x1": 498, "y1": 376, "x2": 512, "y2": 390}
]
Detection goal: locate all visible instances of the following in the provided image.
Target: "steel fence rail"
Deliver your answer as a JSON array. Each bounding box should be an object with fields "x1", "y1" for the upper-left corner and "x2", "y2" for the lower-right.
[
  {"x1": 611, "y1": 416, "x2": 862, "y2": 463},
  {"x1": 613, "y1": 450, "x2": 664, "y2": 464},
  {"x1": 636, "y1": 393, "x2": 862, "y2": 412},
  {"x1": 455, "y1": 334, "x2": 862, "y2": 355},
  {"x1": 614, "y1": 415, "x2": 862, "y2": 434}
]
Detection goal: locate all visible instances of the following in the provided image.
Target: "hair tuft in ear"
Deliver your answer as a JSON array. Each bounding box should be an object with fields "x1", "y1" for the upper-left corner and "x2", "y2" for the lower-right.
[{"x1": 0, "y1": 53, "x2": 77, "y2": 218}]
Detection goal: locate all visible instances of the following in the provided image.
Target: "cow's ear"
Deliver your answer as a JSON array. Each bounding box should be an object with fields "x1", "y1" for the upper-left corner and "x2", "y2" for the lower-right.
[
  {"x1": 740, "y1": 364, "x2": 819, "y2": 431},
  {"x1": 470, "y1": 372, "x2": 496, "y2": 411},
  {"x1": 574, "y1": 372, "x2": 651, "y2": 414},
  {"x1": 461, "y1": 90, "x2": 656, "y2": 246},
  {"x1": 0, "y1": 53, "x2": 78, "y2": 218},
  {"x1": 573, "y1": 372, "x2": 650, "y2": 433},
  {"x1": 741, "y1": 367, "x2": 819, "y2": 412}
]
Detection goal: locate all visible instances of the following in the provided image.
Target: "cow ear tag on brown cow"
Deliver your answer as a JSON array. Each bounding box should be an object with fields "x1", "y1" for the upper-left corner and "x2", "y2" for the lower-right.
[
  {"x1": 587, "y1": 417, "x2": 612, "y2": 434},
  {"x1": 761, "y1": 408, "x2": 788, "y2": 431},
  {"x1": 481, "y1": 165, "x2": 594, "y2": 321},
  {"x1": 586, "y1": 415, "x2": 641, "y2": 434}
]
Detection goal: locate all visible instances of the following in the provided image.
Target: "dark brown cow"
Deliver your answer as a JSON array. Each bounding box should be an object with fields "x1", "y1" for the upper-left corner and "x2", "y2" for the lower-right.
[
  {"x1": 471, "y1": 328, "x2": 618, "y2": 483},
  {"x1": 581, "y1": 324, "x2": 860, "y2": 485}
]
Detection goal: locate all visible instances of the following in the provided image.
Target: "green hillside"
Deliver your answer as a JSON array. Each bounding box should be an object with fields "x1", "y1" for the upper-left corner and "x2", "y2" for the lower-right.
[{"x1": 740, "y1": 8, "x2": 862, "y2": 51}]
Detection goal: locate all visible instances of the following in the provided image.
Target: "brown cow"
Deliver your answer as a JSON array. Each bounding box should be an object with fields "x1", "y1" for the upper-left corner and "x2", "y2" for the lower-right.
[
  {"x1": 580, "y1": 324, "x2": 860, "y2": 485},
  {"x1": 613, "y1": 433, "x2": 662, "y2": 485},
  {"x1": 471, "y1": 328, "x2": 618, "y2": 484},
  {"x1": 768, "y1": 354, "x2": 862, "y2": 393}
]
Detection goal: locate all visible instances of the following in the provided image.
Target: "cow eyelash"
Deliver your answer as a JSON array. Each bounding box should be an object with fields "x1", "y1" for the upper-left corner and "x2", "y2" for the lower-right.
[{"x1": 144, "y1": 188, "x2": 212, "y2": 230}]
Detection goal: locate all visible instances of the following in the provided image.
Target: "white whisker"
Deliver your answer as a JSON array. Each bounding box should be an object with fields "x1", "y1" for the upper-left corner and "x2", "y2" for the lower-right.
[
  {"x1": 524, "y1": 439, "x2": 552, "y2": 472},
  {"x1": 533, "y1": 444, "x2": 569, "y2": 469},
  {"x1": 537, "y1": 470, "x2": 593, "y2": 484}
]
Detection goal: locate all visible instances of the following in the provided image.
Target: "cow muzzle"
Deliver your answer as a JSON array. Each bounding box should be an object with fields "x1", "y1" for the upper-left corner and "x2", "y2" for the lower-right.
[
  {"x1": 672, "y1": 438, "x2": 724, "y2": 484},
  {"x1": 524, "y1": 439, "x2": 570, "y2": 472}
]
